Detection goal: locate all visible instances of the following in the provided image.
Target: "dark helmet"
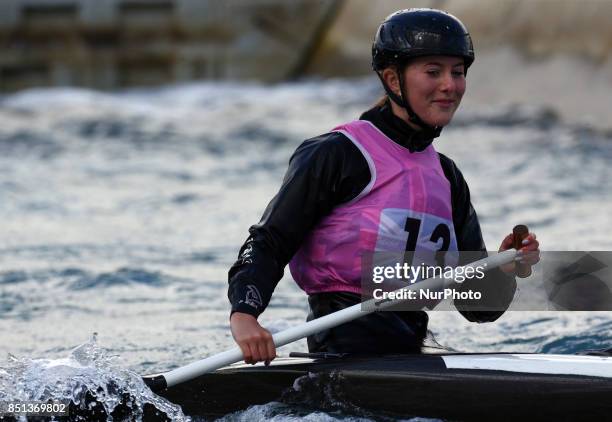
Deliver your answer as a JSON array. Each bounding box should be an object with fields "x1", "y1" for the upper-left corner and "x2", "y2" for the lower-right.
[
  {"x1": 371, "y1": 9, "x2": 474, "y2": 145},
  {"x1": 372, "y1": 8, "x2": 475, "y2": 71}
]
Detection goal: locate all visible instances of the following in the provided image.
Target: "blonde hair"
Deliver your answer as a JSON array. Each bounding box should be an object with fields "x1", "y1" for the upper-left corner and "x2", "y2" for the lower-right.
[{"x1": 374, "y1": 95, "x2": 388, "y2": 108}]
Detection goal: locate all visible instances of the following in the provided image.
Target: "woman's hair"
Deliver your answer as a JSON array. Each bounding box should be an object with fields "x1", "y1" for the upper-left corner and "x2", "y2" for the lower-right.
[
  {"x1": 372, "y1": 63, "x2": 401, "y2": 108},
  {"x1": 374, "y1": 95, "x2": 388, "y2": 108}
]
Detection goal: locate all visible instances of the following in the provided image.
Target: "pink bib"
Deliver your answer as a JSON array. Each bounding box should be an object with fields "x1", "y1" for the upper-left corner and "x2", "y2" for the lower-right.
[{"x1": 289, "y1": 120, "x2": 457, "y2": 294}]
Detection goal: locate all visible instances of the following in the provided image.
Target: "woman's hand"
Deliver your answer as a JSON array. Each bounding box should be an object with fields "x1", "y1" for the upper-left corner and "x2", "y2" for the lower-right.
[
  {"x1": 230, "y1": 312, "x2": 276, "y2": 365},
  {"x1": 498, "y1": 231, "x2": 540, "y2": 277}
]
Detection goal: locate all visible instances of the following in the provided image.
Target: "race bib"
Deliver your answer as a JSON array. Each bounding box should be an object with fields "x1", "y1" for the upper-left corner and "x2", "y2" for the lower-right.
[{"x1": 375, "y1": 208, "x2": 459, "y2": 272}]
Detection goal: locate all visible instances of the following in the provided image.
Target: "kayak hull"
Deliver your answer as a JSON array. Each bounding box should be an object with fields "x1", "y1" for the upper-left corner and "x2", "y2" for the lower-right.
[{"x1": 158, "y1": 353, "x2": 612, "y2": 421}]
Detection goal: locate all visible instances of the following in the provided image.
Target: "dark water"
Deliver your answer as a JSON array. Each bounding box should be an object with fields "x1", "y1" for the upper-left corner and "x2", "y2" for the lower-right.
[{"x1": 0, "y1": 78, "x2": 611, "y2": 420}]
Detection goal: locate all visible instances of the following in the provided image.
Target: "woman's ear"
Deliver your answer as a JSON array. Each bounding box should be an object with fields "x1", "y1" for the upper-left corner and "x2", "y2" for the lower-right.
[{"x1": 381, "y1": 68, "x2": 401, "y2": 97}]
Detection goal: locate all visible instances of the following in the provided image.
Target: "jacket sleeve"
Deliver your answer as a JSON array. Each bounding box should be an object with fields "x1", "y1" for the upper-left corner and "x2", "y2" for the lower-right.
[
  {"x1": 228, "y1": 133, "x2": 371, "y2": 318},
  {"x1": 439, "y1": 153, "x2": 517, "y2": 323}
]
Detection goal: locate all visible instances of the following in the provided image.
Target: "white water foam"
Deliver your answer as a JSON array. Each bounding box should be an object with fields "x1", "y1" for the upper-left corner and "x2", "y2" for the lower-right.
[{"x1": 0, "y1": 334, "x2": 190, "y2": 421}]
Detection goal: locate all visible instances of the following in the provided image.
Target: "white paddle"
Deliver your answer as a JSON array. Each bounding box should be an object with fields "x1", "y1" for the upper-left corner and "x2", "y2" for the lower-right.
[{"x1": 143, "y1": 249, "x2": 518, "y2": 391}]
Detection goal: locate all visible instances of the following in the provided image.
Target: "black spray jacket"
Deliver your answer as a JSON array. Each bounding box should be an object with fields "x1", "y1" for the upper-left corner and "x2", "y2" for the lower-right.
[{"x1": 228, "y1": 101, "x2": 516, "y2": 352}]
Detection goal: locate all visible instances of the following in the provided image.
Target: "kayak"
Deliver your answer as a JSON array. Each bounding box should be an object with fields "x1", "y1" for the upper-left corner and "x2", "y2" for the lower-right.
[{"x1": 157, "y1": 351, "x2": 612, "y2": 421}]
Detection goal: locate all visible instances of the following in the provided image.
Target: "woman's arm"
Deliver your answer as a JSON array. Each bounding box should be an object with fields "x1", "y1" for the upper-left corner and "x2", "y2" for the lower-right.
[
  {"x1": 438, "y1": 153, "x2": 518, "y2": 322},
  {"x1": 228, "y1": 132, "x2": 371, "y2": 362}
]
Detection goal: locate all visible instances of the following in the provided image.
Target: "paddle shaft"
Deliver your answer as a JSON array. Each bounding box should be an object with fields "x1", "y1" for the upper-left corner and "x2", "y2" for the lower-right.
[{"x1": 151, "y1": 249, "x2": 517, "y2": 389}]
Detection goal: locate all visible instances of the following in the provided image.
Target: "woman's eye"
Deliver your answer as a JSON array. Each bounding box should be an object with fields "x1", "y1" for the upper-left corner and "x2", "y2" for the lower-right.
[
  {"x1": 426, "y1": 70, "x2": 440, "y2": 76},
  {"x1": 452, "y1": 71, "x2": 464, "y2": 77}
]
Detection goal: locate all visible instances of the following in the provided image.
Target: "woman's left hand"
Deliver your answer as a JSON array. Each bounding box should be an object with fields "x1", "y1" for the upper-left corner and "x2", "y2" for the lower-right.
[{"x1": 498, "y1": 231, "x2": 540, "y2": 276}]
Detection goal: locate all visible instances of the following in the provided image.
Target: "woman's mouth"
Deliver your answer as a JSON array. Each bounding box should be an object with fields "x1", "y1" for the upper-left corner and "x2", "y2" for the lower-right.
[{"x1": 433, "y1": 99, "x2": 455, "y2": 107}]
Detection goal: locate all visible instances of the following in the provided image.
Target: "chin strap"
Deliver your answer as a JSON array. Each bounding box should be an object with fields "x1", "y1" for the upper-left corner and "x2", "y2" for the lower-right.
[{"x1": 376, "y1": 68, "x2": 443, "y2": 145}]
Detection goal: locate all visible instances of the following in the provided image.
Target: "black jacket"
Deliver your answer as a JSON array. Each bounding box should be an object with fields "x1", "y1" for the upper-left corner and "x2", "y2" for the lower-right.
[{"x1": 228, "y1": 101, "x2": 516, "y2": 329}]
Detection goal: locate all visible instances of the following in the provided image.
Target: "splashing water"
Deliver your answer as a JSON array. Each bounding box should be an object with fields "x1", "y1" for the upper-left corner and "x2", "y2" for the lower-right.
[
  {"x1": 213, "y1": 372, "x2": 439, "y2": 422},
  {"x1": 0, "y1": 334, "x2": 190, "y2": 421},
  {"x1": 1, "y1": 79, "x2": 612, "y2": 420}
]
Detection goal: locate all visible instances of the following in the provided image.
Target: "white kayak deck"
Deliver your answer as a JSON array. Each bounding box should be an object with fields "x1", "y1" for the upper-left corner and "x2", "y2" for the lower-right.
[{"x1": 442, "y1": 354, "x2": 612, "y2": 378}]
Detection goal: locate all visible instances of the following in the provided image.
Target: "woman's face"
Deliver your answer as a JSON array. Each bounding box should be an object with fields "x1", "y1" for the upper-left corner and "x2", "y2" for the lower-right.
[{"x1": 400, "y1": 56, "x2": 466, "y2": 127}]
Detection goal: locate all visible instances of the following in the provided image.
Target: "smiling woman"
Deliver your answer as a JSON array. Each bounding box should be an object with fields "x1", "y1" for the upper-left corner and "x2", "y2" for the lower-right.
[
  {"x1": 382, "y1": 56, "x2": 467, "y2": 128},
  {"x1": 228, "y1": 8, "x2": 540, "y2": 364}
]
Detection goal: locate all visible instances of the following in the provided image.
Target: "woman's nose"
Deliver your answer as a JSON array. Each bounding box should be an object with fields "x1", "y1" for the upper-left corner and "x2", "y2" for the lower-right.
[{"x1": 439, "y1": 72, "x2": 456, "y2": 93}]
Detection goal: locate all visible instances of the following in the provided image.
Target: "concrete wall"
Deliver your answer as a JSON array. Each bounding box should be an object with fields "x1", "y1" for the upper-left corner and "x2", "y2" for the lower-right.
[
  {"x1": 306, "y1": 0, "x2": 612, "y2": 129},
  {"x1": 1, "y1": 0, "x2": 611, "y2": 128},
  {"x1": 306, "y1": 0, "x2": 612, "y2": 76},
  {"x1": 0, "y1": 0, "x2": 340, "y2": 90}
]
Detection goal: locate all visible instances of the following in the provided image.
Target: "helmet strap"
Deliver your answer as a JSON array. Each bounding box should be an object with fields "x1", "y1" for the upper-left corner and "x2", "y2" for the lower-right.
[
  {"x1": 397, "y1": 68, "x2": 442, "y2": 138},
  {"x1": 376, "y1": 67, "x2": 442, "y2": 140}
]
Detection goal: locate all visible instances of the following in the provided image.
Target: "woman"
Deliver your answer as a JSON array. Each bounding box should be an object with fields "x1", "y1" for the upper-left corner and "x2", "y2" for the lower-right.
[{"x1": 228, "y1": 9, "x2": 540, "y2": 364}]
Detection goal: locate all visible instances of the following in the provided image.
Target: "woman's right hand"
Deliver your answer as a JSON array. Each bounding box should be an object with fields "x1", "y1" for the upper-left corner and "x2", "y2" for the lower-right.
[{"x1": 230, "y1": 312, "x2": 276, "y2": 365}]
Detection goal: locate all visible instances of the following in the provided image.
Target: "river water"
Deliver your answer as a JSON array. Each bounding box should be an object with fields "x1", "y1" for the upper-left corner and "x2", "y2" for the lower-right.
[{"x1": 0, "y1": 77, "x2": 611, "y2": 421}]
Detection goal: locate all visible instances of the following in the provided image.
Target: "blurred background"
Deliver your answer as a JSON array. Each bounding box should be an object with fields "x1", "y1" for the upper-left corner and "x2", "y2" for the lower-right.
[
  {"x1": 1, "y1": 0, "x2": 612, "y2": 127},
  {"x1": 1, "y1": 1, "x2": 612, "y2": 420}
]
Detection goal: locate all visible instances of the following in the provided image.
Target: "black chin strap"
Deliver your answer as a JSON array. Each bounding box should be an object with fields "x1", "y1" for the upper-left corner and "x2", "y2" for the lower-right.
[{"x1": 376, "y1": 68, "x2": 443, "y2": 143}]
